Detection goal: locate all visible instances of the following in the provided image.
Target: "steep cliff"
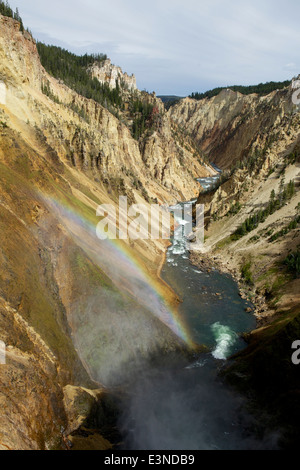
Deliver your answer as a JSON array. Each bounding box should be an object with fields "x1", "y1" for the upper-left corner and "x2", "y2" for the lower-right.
[
  {"x1": 0, "y1": 15, "x2": 212, "y2": 449},
  {"x1": 88, "y1": 59, "x2": 137, "y2": 91},
  {"x1": 182, "y1": 82, "x2": 300, "y2": 446},
  {"x1": 1, "y1": 9, "x2": 299, "y2": 450},
  {"x1": 169, "y1": 86, "x2": 298, "y2": 169},
  {"x1": 189, "y1": 91, "x2": 300, "y2": 322}
]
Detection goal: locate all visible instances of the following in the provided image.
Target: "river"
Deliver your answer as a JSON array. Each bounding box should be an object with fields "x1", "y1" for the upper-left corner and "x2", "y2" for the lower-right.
[{"x1": 119, "y1": 177, "x2": 279, "y2": 450}]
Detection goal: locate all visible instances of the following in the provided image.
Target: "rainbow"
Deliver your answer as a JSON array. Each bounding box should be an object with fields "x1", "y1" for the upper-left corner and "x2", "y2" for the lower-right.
[{"x1": 42, "y1": 193, "x2": 194, "y2": 347}]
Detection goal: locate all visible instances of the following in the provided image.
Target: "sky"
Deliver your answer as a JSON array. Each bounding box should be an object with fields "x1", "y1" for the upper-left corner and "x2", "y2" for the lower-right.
[{"x1": 7, "y1": 0, "x2": 300, "y2": 96}]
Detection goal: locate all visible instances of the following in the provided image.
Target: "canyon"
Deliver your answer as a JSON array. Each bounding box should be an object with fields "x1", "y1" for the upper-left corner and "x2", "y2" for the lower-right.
[{"x1": 0, "y1": 12, "x2": 299, "y2": 450}]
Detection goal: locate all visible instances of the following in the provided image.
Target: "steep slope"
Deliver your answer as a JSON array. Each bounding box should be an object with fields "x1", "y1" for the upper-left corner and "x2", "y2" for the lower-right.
[
  {"x1": 169, "y1": 86, "x2": 298, "y2": 169},
  {"x1": 2, "y1": 10, "x2": 298, "y2": 450},
  {"x1": 191, "y1": 100, "x2": 300, "y2": 321},
  {"x1": 181, "y1": 86, "x2": 300, "y2": 446},
  {"x1": 0, "y1": 15, "x2": 212, "y2": 449}
]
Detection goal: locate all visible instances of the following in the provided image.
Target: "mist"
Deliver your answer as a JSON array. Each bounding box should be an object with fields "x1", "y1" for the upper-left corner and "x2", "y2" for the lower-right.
[
  {"x1": 119, "y1": 357, "x2": 280, "y2": 450},
  {"x1": 44, "y1": 198, "x2": 187, "y2": 387},
  {"x1": 43, "y1": 198, "x2": 281, "y2": 448}
]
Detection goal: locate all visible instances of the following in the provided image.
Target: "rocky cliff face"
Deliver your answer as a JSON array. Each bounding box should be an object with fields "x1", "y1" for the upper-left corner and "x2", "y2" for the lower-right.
[
  {"x1": 0, "y1": 16, "x2": 210, "y2": 205},
  {"x1": 185, "y1": 80, "x2": 300, "y2": 446},
  {"x1": 0, "y1": 15, "x2": 212, "y2": 449},
  {"x1": 1, "y1": 12, "x2": 298, "y2": 450},
  {"x1": 188, "y1": 84, "x2": 300, "y2": 319},
  {"x1": 88, "y1": 59, "x2": 137, "y2": 91},
  {"x1": 169, "y1": 87, "x2": 299, "y2": 169}
]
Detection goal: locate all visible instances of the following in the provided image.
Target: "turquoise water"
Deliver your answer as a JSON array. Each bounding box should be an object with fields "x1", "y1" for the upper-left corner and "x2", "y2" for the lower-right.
[
  {"x1": 163, "y1": 246, "x2": 256, "y2": 358},
  {"x1": 162, "y1": 200, "x2": 256, "y2": 359},
  {"x1": 197, "y1": 175, "x2": 220, "y2": 191},
  {"x1": 197, "y1": 163, "x2": 222, "y2": 191},
  {"x1": 120, "y1": 192, "x2": 278, "y2": 450}
]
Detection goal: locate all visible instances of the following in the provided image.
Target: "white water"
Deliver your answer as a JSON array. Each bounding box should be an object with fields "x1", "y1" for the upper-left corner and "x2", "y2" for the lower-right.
[
  {"x1": 211, "y1": 322, "x2": 238, "y2": 360},
  {"x1": 121, "y1": 194, "x2": 278, "y2": 450},
  {"x1": 166, "y1": 198, "x2": 246, "y2": 359}
]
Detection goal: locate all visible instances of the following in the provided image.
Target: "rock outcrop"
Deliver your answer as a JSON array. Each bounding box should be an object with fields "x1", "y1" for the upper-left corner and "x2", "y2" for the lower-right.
[
  {"x1": 0, "y1": 14, "x2": 212, "y2": 449},
  {"x1": 169, "y1": 87, "x2": 298, "y2": 169},
  {"x1": 88, "y1": 59, "x2": 137, "y2": 91}
]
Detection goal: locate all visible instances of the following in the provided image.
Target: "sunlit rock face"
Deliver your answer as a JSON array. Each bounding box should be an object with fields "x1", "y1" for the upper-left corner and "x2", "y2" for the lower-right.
[
  {"x1": 88, "y1": 59, "x2": 137, "y2": 91},
  {"x1": 0, "y1": 81, "x2": 6, "y2": 105},
  {"x1": 1, "y1": 9, "x2": 298, "y2": 450},
  {"x1": 168, "y1": 86, "x2": 297, "y2": 169},
  {"x1": 0, "y1": 13, "x2": 206, "y2": 449}
]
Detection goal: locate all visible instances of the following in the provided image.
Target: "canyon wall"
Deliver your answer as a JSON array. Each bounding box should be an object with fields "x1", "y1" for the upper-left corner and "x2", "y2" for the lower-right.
[
  {"x1": 0, "y1": 15, "x2": 211, "y2": 449},
  {"x1": 1, "y1": 12, "x2": 299, "y2": 450},
  {"x1": 169, "y1": 87, "x2": 298, "y2": 169},
  {"x1": 180, "y1": 82, "x2": 300, "y2": 445}
]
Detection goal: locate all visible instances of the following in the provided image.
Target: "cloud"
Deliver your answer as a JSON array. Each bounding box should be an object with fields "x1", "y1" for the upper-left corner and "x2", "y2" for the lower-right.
[{"x1": 9, "y1": 0, "x2": 300, "y2": 95}]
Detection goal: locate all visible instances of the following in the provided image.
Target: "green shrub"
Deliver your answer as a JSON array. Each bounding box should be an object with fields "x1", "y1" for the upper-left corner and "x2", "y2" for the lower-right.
[
  {"x1": 0, "y1": 1, "x2": 24, "y2": 31},
  {"x1": 269, "y1": 215, "x2": 300, "y2": 242},
  {"x1": 36, "y1": 43, "x2": 124, "y2": 114},
  {"x1": 189, "y1": 80, "x2": 290, "y2": 101},
  {"x1": 284, "y1": 251, "x2": 300, "y2": 277},
  {"x1": 233, "y1": 181, "x2": 296, "y2": 240},
  {"x1": 241, "y1": 261, "x2": 254, "y2": 285}
]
